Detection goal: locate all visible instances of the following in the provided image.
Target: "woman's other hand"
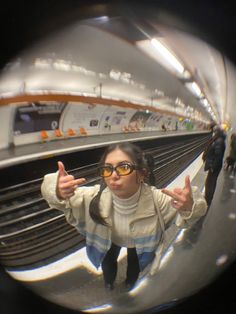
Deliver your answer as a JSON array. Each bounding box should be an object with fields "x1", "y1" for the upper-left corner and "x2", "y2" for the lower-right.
[{"x1": 161, "y1": 175, "x2": 194, "y2": 212}]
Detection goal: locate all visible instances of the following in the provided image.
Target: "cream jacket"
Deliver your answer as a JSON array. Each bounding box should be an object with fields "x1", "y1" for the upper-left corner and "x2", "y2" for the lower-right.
[{"x1": 41, "y1": 172, "x2": 207, "y2": 270}]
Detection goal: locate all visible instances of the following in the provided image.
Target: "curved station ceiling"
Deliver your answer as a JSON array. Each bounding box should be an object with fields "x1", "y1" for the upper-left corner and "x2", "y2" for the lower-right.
[{"x1": 0, "y1": 12, "x2": 235, "y2": 131}]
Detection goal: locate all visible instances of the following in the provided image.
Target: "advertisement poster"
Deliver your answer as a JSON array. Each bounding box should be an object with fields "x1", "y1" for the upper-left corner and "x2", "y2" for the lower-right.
[
  {"x1": 145, "y1": 113, "x2": 163, "y2": 128},
  {"x1": 100, "y1": 106, "x2": 135, "y2": 131},
  {"x1": 129, "y1": 111, "x2": 152, "y2": 128},
  {"x1": 62, "y1": 103, "x2": 106, "y2": 131},
  {"x1": 13, "y1": 102, "x2": 67, "y2": 134}
]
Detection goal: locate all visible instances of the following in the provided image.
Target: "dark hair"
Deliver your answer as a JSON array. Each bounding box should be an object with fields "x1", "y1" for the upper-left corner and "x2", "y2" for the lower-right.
[{"x1": 89, "y1": 142, "x2": 156, "y2": 225}]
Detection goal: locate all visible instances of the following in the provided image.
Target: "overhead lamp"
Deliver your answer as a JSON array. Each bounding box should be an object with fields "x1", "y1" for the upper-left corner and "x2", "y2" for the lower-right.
[
  {"x1": 136, "y1": 39, "x2": 188, "y2": 78},
  {"x1": 151, "y1": 38, "x2": 185, "y2": 74},
  {"x1": 200, "y1": 98, "x2": 209, "y2": 107},
  {"x1": 185, "y1": 81, "x2": 202, "y2": 98},
  {"x1": 191, "y1": 82, "x2": 202, "y2": 97}
]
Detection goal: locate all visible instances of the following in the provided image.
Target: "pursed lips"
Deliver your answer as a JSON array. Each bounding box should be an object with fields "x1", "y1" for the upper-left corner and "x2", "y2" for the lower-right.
[{"x1": 109, "y1": 183, "x2": 121, "y2": 189}]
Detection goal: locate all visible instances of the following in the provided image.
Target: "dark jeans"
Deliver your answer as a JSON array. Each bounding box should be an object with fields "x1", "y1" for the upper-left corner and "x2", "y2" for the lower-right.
[
  {"x1": 205, "y1": 167, "x2": 221, "y2": 206},
  {"x1": 101, "y1": 243, "x2": 140, "y2": 286}
]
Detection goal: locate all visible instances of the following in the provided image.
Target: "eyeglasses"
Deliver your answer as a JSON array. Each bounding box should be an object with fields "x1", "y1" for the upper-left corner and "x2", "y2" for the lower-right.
[{"x1": 98, "y1": 162, "x2": 137, "y2": 177}]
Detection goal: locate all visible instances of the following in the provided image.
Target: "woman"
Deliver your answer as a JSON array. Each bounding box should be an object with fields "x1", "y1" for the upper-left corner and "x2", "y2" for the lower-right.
[{"x1": 41, "y1": 142, "x2": 207, "y2": 290}]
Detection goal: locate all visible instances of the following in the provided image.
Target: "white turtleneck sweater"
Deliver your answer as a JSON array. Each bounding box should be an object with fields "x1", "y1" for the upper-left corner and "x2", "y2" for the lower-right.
[{"x1": 111, "y1": 186, "x2": 141, "y2": 248}]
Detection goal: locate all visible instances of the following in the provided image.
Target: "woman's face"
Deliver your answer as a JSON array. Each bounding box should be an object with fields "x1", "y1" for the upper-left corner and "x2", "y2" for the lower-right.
[{"x1": 104, "y1": 148, "x2": 143, "y2": 198}]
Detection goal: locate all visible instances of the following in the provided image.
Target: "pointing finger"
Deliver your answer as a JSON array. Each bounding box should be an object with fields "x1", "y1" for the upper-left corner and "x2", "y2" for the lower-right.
[
  {"x1": 161, "y1": 188, "x2": 185, "y2": 203},
  {"x1": 74, "y1": 178, "x2": 86, "y2": 185},
  {"x1": 161, "y1": 188, "x2": 178, "y2": 200},
  {"x1": 70, "y1": 178, "x2": 86, "y2": 187},
  {"x1": 60, "y1": 178, "x2": 86, "y2": 188}
]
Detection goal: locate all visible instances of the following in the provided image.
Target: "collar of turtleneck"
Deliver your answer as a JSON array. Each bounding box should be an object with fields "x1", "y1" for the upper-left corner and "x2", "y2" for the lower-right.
[{"x1": 112, "y1": 185, "x2": 141, "y2": 215}]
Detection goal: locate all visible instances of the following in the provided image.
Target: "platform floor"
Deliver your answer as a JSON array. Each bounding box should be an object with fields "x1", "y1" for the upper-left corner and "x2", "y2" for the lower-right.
[{"x1": 0, "y1": 130, "x2": 206, "y2": 168}]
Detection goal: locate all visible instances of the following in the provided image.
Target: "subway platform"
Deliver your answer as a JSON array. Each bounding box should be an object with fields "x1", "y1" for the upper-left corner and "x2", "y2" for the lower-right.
[{"x1": 0, "y1": 129, "x2": 205, "y2": 169}]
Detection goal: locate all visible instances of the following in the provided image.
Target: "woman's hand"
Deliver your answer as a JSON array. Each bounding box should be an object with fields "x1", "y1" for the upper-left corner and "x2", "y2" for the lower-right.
[
  {"x1": 161, "y1": 175, "x2": 194, "y2": 212},
  {"x1": 56, "y1": 161, "x2": 86, "y2": 199}
]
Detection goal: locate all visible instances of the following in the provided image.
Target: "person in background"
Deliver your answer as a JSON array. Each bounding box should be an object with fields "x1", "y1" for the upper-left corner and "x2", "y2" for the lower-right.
[
  {"x1": 41, "y1": 142, "x2": 207, "y2": 291},
  {"x1": 161, "y1": 124, "x2": 167, "y2": 131},
  {"x1": 224, "y1": 132, "x2": 236, "y2": 175},
  {"x1": 202, "y1": 125, "x2": 226, "y2": 206}
]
